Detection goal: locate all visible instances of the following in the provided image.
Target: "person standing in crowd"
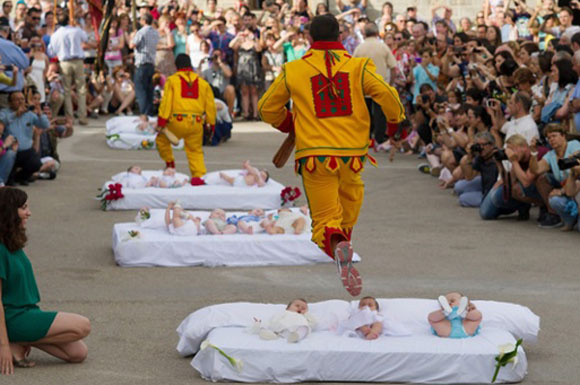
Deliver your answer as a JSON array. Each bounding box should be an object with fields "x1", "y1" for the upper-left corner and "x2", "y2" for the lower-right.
[
  {"x1": 0, "y1": 17, "x2": 28, "y2": 109},
  {"x1": 201, "y1": 48, "x2": 235, "y2": 117},
  {"x1": 0, "y1": 187, "x2": 91, "y2": 374},
  {"x1": 0, "y1": 91, "x2": 49, "y2": 185},
  {"x1": 354, "y1": 22, "x2": 396, "y2": 146},
  {"x1": 47, "y1": 13, "x2": 87, "y2": 125},
  {"x1": 156, "y1": 54, "x2": 216, "y2": 177},
  {"x1": 129, "y1": 13, "x2": 159, "y2": 116},
  {"x1": 258, "y1": 14, "x2": 405, "y2": 296}
]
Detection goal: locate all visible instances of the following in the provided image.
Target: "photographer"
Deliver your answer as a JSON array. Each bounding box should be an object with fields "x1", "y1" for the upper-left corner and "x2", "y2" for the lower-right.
[
  {"x1": 488, "y1": 91, "x2": 539, "y2": 147},
  {"x1": 456, "y1": 131, "x2": 498, "y2": 208},
  {"x1": 0, "y1": 91, "x2": 49, "y2": 185},
  {"x1": 549, "y1": 152, "x2": 580, "y2": 231},
  {"x1": 531, "y1": 123, "x2": 580, "y2": 227},
  {"x1": 200, "y1": 48, "x2": 235, "y2": 118}
]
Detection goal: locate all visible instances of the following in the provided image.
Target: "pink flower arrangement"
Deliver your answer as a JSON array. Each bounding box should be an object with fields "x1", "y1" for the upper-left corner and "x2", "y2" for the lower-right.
[{"x1": 281, "y1": 186, "x2": 301, "y2": 206}]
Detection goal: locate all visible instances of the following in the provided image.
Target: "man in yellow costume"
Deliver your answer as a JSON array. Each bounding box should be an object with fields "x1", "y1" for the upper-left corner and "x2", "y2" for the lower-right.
[
  {"x1": 258, "y1": 14, "x2": 405, "y2": 296},
  {"x1": 156, "y1": 54, "x2": 216, "y2": 178}
]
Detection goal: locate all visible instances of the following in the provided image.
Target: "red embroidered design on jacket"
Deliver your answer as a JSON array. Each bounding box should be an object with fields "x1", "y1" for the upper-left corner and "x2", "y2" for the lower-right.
[
  {"x1": 180, "y1": 77, "x2": 199, "y2": 99},
  {"x1": 310, "y1": 72, "x2": 352, "y2": 118}
]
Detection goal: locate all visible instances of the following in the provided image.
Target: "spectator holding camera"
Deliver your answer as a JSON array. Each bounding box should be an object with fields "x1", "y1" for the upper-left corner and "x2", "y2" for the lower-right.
[
  {"x1": 410, "y1": 48, "x2": 440, "y2": 105},
  {"x1": 489, "y1": 91, "x2": 539, "y2": 147},
  {"x1": 0, "y1": 91, "x2": 49, "y2": 185},
  {"x1": 550, "y1": 155, "x2": 580, "y2": 231},
  {"x1": 201, "y1": 48, "x2": 235, "y2": 117},
  {"x1": 531, "y1": 123, "x2": 580, "y2": 227},
  {"x1": 0, "y1": 121, "x2": 17, "y2": 186},
  {"x1": 456, "y1": 131, "x2": 499, "y2": 208}
]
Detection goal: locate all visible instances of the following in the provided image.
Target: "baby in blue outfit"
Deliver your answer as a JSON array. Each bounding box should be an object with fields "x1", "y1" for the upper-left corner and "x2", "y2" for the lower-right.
[
  {"x1": 227, "y1": 208, "x2": 266, "y2": 234},
  {"x1": 428, "y1": 292, "x2": 482, "y2": 339}
]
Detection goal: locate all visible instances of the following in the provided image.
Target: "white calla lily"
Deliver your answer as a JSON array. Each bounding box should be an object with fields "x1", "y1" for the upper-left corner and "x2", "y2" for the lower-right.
[{"x1": 200, "y1": 339, "x2": 211, "y2": 350}]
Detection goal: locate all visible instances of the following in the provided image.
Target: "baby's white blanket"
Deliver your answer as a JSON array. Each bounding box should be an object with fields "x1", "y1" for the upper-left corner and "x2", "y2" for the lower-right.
[
  {"x1": 101, "y1": 170, "x2": 286, "y2": 210},
  {"x1": 177, "y1": 299, "x2": 539, "y2": 383},
  {"x1": 105, "y1": 116, "x2": 184, "y2": 150},
  {"x1": 113, "y1": 209, "x2": 360, "y2": 267}
]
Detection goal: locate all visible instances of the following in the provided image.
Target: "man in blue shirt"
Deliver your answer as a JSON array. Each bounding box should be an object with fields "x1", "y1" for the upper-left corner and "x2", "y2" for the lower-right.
[
  {"x1": 0, "y1": 91, "x2": 49, "y2": 185},
  {"x1": 0, "y1": 16, "x2": 28, "y2": 108},
  {"x1": 129, "y1": 13, "x2": 159, "y2": 116}
]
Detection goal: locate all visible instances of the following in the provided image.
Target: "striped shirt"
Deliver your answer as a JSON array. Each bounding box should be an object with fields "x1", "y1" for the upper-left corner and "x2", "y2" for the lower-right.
[{"x1": 133, "y1": 26, "x2": 159, "y2": 66}]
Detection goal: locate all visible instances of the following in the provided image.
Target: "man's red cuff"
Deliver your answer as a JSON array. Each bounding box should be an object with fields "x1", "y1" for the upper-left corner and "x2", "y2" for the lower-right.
[
  {"x1": 275, "y1": 111, "x2": 294, "y2": 134},
  {"x1": 157, "y1": 117, "x2": 168, "y2": 128}
]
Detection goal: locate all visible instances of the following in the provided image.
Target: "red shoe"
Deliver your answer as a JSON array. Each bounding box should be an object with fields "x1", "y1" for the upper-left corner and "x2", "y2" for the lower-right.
[{"x1": 334, "y1": 241, "x2": 362, "y2": 296}]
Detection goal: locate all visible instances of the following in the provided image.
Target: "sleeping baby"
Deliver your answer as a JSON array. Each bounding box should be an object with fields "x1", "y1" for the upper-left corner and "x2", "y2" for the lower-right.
[
  {"x1": 428, "y1": 292, "x2": 482, "y2": 339},
  {"x1": 218, "y1": 160, "x2": 269, "y2": 187},
  {"x1": 165, "y1": 201, "x2": 201, "y2": 236},
  {"x1": 120, "y1": 165, "x2": 149, "y2": 189},
  {"x1": 136, "y1": 114, "x2": 157, "y2": 135},
  {"x1": 250, "y1": 298, "x2": 317, "y2": 343},
  {"x1": 203, "y1": 209, "x2": 238, "y2": 235},
  {"x1": 338, "y1": 296, "x2": 384, "y2": 340},
  {"x1": 146, "y1": 167, "x2": 188, "y2": 188}
]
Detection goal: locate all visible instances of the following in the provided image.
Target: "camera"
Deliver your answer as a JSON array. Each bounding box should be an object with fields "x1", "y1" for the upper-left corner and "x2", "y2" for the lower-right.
[
  {"x1": 454, "y1": 46, "x2": 464, "y2": 54},
  {"x1": 421, "y1": 94, "x2": 429, "y2": 103},
  {"x1": 470, "y1": 143, "x2": 483, "y2": 153},
  {"x1": 494, "y1": 148, "x2": 508, "y2": 161},
  {"x1": 557, "y1": 154, "x2": 580, "y2": 170}
]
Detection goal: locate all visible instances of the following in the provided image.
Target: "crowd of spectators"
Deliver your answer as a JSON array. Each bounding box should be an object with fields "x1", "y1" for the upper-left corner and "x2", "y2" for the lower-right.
[{"x1": 0, "y1": 0, "x2": 580, "y2": 231}]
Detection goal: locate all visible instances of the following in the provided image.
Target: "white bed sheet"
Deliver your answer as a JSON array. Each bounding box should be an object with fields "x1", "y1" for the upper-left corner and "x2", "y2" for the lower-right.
[
  {"x1": 102, "y1": 170, "x2": 286, "y2": 210},
  {"x1": 113, "y1": 209, "x2": 360, "y2": 267},
  {"x1": 105, "y1": 116, "x2": 184, "y2": 150},
  {"x1": 192, "y1": 327, "x2": 527, "y2": 383},
  {"x1": 176, "y1": 300, "x2": 539, "y2": 358}
]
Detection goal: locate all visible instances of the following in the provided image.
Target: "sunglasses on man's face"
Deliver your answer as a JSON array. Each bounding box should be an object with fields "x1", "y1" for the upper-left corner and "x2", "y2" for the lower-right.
[{"x1": 32, "y1": 17, "x2": 41, "y2": 20}]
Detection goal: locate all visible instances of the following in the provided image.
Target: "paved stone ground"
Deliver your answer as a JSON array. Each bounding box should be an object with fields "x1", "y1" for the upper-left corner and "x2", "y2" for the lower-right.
[{"x1": 3, "y1": 118, "x2": 579, "y2": 385}]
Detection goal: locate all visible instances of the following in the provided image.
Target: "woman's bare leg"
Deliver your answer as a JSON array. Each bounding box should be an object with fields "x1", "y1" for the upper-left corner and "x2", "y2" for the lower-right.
[
  {"x1": 250, "y1": 86, "x2": 259, "y2": 119},
  {"x1": 33, "y1": 341, "x2": 88, "y2": 363},
  {"x1": 241, "y1": 85, "x2": 250, "y2": 118},
  {"x1": 33, "y1": 312, "x2": 90, "y2": 345},
  {"x1": 117, "y1": 90, "x2": 135, "y2": 114}
]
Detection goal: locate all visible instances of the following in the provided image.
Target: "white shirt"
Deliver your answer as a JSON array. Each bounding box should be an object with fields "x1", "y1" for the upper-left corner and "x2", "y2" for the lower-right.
[
  {"x1": 500, "y1": 114, "x2": 539, "y2": 144},
  {"x1": 47, "y1": 25, "x2": 88, "y2": 61}
]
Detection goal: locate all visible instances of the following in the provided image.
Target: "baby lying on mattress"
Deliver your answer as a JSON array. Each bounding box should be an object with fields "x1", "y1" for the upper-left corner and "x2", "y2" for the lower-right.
[
  {"x1": 203, "y1": 207, "x2": 311, "y2": 235},
  {"x1": 216, "y1": 160, "x2": 269, "y2": 188},
  {"x1": 137, "y1": 115, "x2": 157, "y2": 135},
  {"x1": 121, "y1": 166, "x2": 188, "y2": 188},
  {"x1": 428, "y1": 292, "x2": 482, "y2": 339},
  {"x1": 338, "y1": 296, "x2": 384, "y2": 340},
  {"x1": 165, "y1": 201, "x2": 202, "y2": 236},
  {"x1": 250, "y1": 298, "x2": 317, "y2": 343}
]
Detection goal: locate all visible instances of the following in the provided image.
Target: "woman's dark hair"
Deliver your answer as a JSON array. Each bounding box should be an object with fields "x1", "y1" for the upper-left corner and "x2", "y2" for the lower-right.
[
  {"x1": 520, "y1": 41, "x2": 539, "y2": 56},
  {"x1": 453, "y1": 32, "x2": 469, "y2": 44},
  {"x1": 0, "y1": 187, "x2": 28, "y2": 252},
  {"x1": 538, "y1": 50, "x2": 554, "y2": 74},
  {"x1": 315, "y1": 2, "x2": 328, "y2": 15},
  {"x1": 499, "y1": 58, "x2": 519, "y2": 77},
  {"x1": 487, "y1": 25, "x2": 501, "y2": 48},
  {"x1": 554, "y1": 59, "x2": 578, "y2": 88},
  {"x1": 309, "y1": 14, "x2": 339, "y2": 42},
  {"x1": 466, "y1": 104, "x2": 491, "y2": 126},
  {"x1": 465, "y1": 87, "x2": 483, "y2": 103}
]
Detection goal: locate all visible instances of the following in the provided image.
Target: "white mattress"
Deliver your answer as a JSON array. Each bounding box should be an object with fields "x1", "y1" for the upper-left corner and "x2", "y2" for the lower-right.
[
  {"x1": 177, "y1": 299, "x2": 539, "y2": 383},
  {"x1": 105, "y1": 116, "x2": 184, "y2": 150},
  {"x1": 113, "y1": 209, "x2": 361, "y2": 267},
  {"x1": 102, "y1": 170, "x2": 285, "y2": 210},
  {"x1": 193, "y1": 327, "x2": 526, "y2": 384}
]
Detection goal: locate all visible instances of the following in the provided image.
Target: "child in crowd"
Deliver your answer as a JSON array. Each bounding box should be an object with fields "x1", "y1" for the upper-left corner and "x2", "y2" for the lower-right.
[
  {"x1": 147, "y1": 167, "x2": 188, "y2": 188},
  {"x1": 263, "y1": 208, "x2": 309, "y2": 235},
  {"x1": 203, "y1": 208, "x2": 237, "y2": 234},
  {"x1": 428, "y1": 292, "x2": 482, "y2": 338},
  {"x1": 251, "y1": 298, "x2": 317, "y2": 343},
  {"x1": 165, "y1": 201, "x2": 201, "y2": 236},
  {"x1": 219, "y1": 160, "x2": 269, "y2": 187},
  {"x1": 226, "y1": 208, "x2": 266, "y2": 234},
  {"x1": 338, "y1": 296, "x2": 384, "y2": 340}
]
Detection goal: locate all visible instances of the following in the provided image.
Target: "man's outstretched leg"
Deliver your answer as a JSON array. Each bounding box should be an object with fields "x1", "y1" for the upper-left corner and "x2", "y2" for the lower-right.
[{"x1": 300, "y1": 157, "x2": 362, "y2": 296}]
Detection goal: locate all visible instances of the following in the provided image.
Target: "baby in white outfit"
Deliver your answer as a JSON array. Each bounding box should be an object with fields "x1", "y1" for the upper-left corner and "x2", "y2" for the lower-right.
[
  {"x1": 251, "y1": 299, "x2": 317, "y2": 343},
  {"x1": 165, "y1": 201, "x2": 201, "y2": 236},
  {"x1": 147, "y1": 167, "x2": 188, "y2": 188},
  {"x1": 121, "y1": 166, "x2": 150, "y2": 189},
  {"x1": 338, "y1": 296, "x2": 384, "y2": 340},
  {"x1": 263, "y1": 207, "x2": 310, "y2": 235}
]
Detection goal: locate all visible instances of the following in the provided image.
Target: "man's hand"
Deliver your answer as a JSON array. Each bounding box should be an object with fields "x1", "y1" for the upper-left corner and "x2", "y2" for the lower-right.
[
  {"x1": 505, "y1": 147, "x2": 518, "y2": 162},
  {"x1": 15, "y1": 104, "x2": 27, "y2": 117}
]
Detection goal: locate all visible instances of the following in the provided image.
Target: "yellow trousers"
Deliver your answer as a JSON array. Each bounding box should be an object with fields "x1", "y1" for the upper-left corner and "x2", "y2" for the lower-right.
[
  {"x1": 156, "y1": 116, "x2": 206, "y2": 177},
  {"x1": 299, "y1": 157, "x2": 364, "y2": 258}
]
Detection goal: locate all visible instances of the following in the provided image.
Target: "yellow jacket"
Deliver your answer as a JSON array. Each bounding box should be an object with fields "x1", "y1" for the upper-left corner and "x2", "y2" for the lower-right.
[
  {"x1": 157, "y1": 69, "x2": 216, "y2": 127},
  {"x1": 258, "y1": 41, "x2": 405, "y2": 159}
]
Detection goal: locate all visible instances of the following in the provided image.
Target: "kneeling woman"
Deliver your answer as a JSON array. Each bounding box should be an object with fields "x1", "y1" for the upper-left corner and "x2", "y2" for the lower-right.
[{"x1": 0, "y1": 188, "x2": 91, "y2": 374}]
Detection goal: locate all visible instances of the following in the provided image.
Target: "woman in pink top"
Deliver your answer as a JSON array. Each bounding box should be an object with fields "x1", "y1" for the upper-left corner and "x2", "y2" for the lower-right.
[{"x1": 104, "y1": 17, "x2": 124, "y2": 74}]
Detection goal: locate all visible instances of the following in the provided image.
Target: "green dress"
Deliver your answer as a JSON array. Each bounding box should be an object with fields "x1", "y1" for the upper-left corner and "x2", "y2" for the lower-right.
[{"x1": 0, "y1": 243, "x2": 57, "y2": 342}]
